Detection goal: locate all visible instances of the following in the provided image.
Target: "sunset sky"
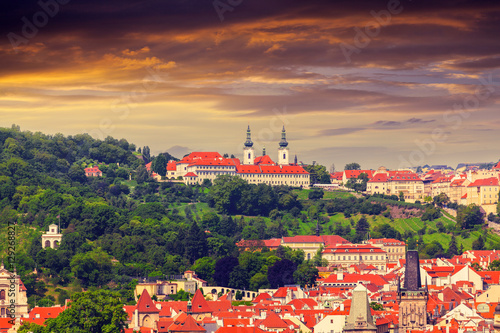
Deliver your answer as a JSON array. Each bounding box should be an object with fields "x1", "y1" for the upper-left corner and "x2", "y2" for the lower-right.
[{"x1": 1, "y1": 0, "x2": 499, "y2": 170}]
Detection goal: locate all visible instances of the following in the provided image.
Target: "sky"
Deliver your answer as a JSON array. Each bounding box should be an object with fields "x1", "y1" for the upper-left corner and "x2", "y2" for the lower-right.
[{"x1": 1, "y1": 0, "x2": 500, "y2": 170}]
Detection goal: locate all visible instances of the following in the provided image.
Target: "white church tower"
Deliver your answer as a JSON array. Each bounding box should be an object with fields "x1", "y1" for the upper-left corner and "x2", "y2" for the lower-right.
[
  {"x1": 243, "y1": 126, "x2": 255, "y2": 165},
  {"x1": 278, "y1": 126, "x2": 289, "y2": 165}
]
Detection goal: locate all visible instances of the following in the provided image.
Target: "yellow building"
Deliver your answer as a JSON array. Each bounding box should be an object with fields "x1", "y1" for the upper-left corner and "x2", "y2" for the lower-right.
[
  {"x1": 367, "y1": 168, "x2": 424, "y2": 203},
  {"x1": 322, "y1": 244, "x2": 387, "y2": 272},
  {"x1": 364, "y1": 238, "x2": 406, "y2": 263},
  {"x1": 466, "y1": 177, "x2": 499, "y2": 215}
]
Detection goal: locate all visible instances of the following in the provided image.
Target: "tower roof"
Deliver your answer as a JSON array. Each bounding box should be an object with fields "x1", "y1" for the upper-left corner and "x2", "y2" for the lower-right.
[
  {"x1": 403, "y1": 250, "x2": 423, "y2": 291},
  {"x1": 244, "y1": 125, "x2": 253, "y2": 148},
  {"x1": 344, "y1": 283, "x2": 376, "y2": 331},
  {"x1": 136, "y1": 289, "x2": 159, "y2": 313},
  {"x1": 279, "y1": 126, "x2": 288, "y2": 148},
  {"x1": 191, "y1": 289, "x2": 212, "y2": 313}
]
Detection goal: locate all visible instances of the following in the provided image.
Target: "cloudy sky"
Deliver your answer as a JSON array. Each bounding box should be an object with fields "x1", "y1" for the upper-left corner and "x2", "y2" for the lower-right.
[{"x1": 1, "y1": 0, "x2": 500, "y2": 170}]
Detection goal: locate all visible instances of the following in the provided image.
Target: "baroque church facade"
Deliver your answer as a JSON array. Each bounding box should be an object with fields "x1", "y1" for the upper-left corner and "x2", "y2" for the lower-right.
[{"x1": 169, "y1": 126, "x2": 310, "y2": 188}]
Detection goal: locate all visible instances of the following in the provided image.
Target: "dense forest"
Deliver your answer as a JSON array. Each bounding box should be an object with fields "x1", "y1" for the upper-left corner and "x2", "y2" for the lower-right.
[{"x1": 0, "y1": 125, "x2": 497, "y2": 309}]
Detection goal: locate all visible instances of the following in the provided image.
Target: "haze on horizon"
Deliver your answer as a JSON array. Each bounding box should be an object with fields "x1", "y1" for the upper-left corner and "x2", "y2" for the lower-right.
[{"x1": 1, "y1": 0, "x2": 499, "y2": 170}]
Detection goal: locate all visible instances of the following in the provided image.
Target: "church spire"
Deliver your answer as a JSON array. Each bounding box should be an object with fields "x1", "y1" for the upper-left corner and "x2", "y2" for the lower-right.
[
  {"x1": 279, "y1": 125, "x2": 288, "y2": 148},
  {"x1": 244, "y1": 125, "x2": 253, "y2": 148}
]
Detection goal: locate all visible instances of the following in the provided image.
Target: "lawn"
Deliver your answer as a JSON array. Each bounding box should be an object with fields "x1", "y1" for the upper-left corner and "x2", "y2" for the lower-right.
[{"x1": 293, "y1": 189, "x2": 354, "y2": 200}]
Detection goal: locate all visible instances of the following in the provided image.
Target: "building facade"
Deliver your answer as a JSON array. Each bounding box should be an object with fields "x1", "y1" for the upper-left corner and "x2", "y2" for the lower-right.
[
  {"x1": 322, "y1": 244, "x2": 387, "y2": 272},
  {"x1": 0, "y1": 263, "x2": 28, "y2": 319},
  {"x1": 41, "y1": 224, "x2": 62, "y2": 249},
  {"x1": 364, "y1": 239, "x2": 406, "y2": 263},
  {"x1": 164, "y1": 127, "x2": 310, "y2": 188}
]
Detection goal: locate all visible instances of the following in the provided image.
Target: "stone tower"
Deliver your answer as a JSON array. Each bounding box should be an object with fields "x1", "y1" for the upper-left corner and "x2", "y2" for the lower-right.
[
  {"x1": 397, "y1": 250, "x2": 428, "y2": 332},
  {"x1": 278, "y1": 126, "x2": 289, "y2": 165},
  {"x1": 243, "y1": 125, "x2": 255, "y2": 165},
  {"x1": 343, "y1": 284, "x2": 377, "y2": 333}
]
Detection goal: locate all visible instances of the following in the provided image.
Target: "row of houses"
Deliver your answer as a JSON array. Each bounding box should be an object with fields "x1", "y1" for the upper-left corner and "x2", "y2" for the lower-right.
[
  {"x1": 330, "y1": 162, "x2": 500, "y2": 213},
  {"x1": 237, "y1": 236, "x2": 407, "y2": 273},
  {"x1": 13, "y1": 249, "x2": 500, "y2": 333}
]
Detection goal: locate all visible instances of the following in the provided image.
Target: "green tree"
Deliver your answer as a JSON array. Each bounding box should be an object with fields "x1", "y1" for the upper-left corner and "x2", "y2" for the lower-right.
[
  {"x1": 68, "y1": 164, "x2": 87, "y2": 183},
  {"x1": 399, "y1": 191, "x2": 405, "y2": 202},
  {"x1": 488, "y1": 260, "x2": 500, "y2": 271},
  {"x1": 249, "y1": 272, "x2": 270, "y2": 291},
  {"x1": 70, "y1": 248, "x2": 114, "y2": 288},
  {"x1": 308, "y1": 188, "x2": 324, "y2": 200},
  {"x1": 433, "y1": 193, "x2": 450, "y2": 208},
  {"x1": 268, "y1": 259, "x2": 296, "y2": 288},
  {"x1": 151, "y1": 154, "x2": 167, "y2": 177},
  {"x1": 344, "y1": 163, "x2": 361, "y2": 170},
  {"x1": 447, "y1": 235, "x2": 458, "y2": 257},
  {"x1": 191, "y1": 257, "x2": 216, "y2": 283},
  {"x1": 472, "y1": 235, "x2": 485, "y2": 250},
  {"x1": 355, "y1": 216, "x2": 370, "y2": 241},
  {"x1": 135, "y1": 165, "x2": 149, "y2": 184},
  {"x1": 457, "y1": 204, "x2": 484, "y2": 229},
  {"x1": 293, "y1": 261, "x2": 318, "y2": 287},
  {"x1": 370, "y1": 302, "x2": 384, "y2": 311},
  {"x1": 228, "y1": 266, "x2": 249, "y2": 290},
  {"x1": 303, "y1": 164, "x2": 331, "y2": 184},
  {"x1": 471, "y1": 262, "x2": 482, "y2": 271},
  {"x1": 19, "y1": 290, "x2": 128, "y2": 333},
  {"x1": 185, "y1": 222, "x2": 208, "y2": 263}
]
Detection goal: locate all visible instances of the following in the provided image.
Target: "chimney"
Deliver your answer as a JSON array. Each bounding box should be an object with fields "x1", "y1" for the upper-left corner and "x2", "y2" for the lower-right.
[{"x1": 338, "y1": 272, "x2": 344, "y2": 281}]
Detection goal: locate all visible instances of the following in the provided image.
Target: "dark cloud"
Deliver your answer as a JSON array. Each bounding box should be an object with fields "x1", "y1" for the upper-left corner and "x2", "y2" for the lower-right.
[{"x1": 318, "y1": 127, "x2": 365, "y2": 136}]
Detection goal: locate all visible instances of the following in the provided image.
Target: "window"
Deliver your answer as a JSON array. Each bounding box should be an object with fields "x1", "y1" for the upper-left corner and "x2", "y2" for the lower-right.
[{"x1": 0, "y1": 290, "x2": 5, "y2": 300}]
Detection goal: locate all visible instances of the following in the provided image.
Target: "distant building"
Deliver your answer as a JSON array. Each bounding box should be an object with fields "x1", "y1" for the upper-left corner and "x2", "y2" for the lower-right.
[
  {"x1": 365, "y1": 239, "x2": 406, "y2": 264},
  {"x1": 41, "y1": 224, "x2": 62, "y2": 249},
  {"x1": 366, "y1": 167, "x2": 424, "y2": 203},
  {"x1": 322, "y1": 244, "x2": 387, "y2": 272},
  {"x1": 162, "y1": 127, "x2": 310, "y2": 188},
  {"x1": 84, "y1": 166, "x2": 102, "y2": 177}
]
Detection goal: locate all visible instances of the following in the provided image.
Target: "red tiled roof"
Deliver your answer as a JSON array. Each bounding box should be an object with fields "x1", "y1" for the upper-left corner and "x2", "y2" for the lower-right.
[
  {"x1": 216, "y1": 327, "x2": 266, "y2": 333},
  {"x1": 253, "y1": 292, "x2": 272, "y2": 303},
  {"x1": 468, "y1": 177, "x2": 499, "y2": 187},
  {"x1": 366, "y1": 238, "x2": 405, "y2": 246},
  {"x1": 167, "y1": 161, "x2": 177, "y2": 171},
  {"x1": 136, "y1": 289, "x2": 159, "y2": 313},
  {"x1": 368, "y1": 173, "x2": 389, "y2": 183},
  {"x1": 28, "y1": 306, "x2": 65, "y2": 322},
  {"x1": 344, "y1": 170, "x2": 374, "y2": 179},
  {"x1": 169, "y1": 314, "x2": 206, "y2": 332},
  {"x1": 330, "y1": 172, "x2": 343, "y2": 180},
  {"x1": 273, "y1": 287, "x2": 297, "y2": 298},
  {"x1": 322, "y1": 244, "x2": 386, "y2": 254},
  {"x1": 184, "y1": 172, "x2": 198, "y2": 177},
  {"x1": 320, "y1": 235, "x2": 351, "y2": 246},
  {"x1": 254, "y1": 155, "x2": 275, "y2": 165},
  {"x1": 191, "y1": 289, "x2": 212, "y2": 313},
  {"x1": 494, "y1": 161, "x2": 500, "y2": 170},
  {"x1": 283, "y1": 235, "x2": 323, "y2": 243},
  {"x1": 259, "y1": 311, "x2": 289, "y2": 329},
  {"x1": 188, "y1": 159, "x2": 237, "y2": 167}
]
